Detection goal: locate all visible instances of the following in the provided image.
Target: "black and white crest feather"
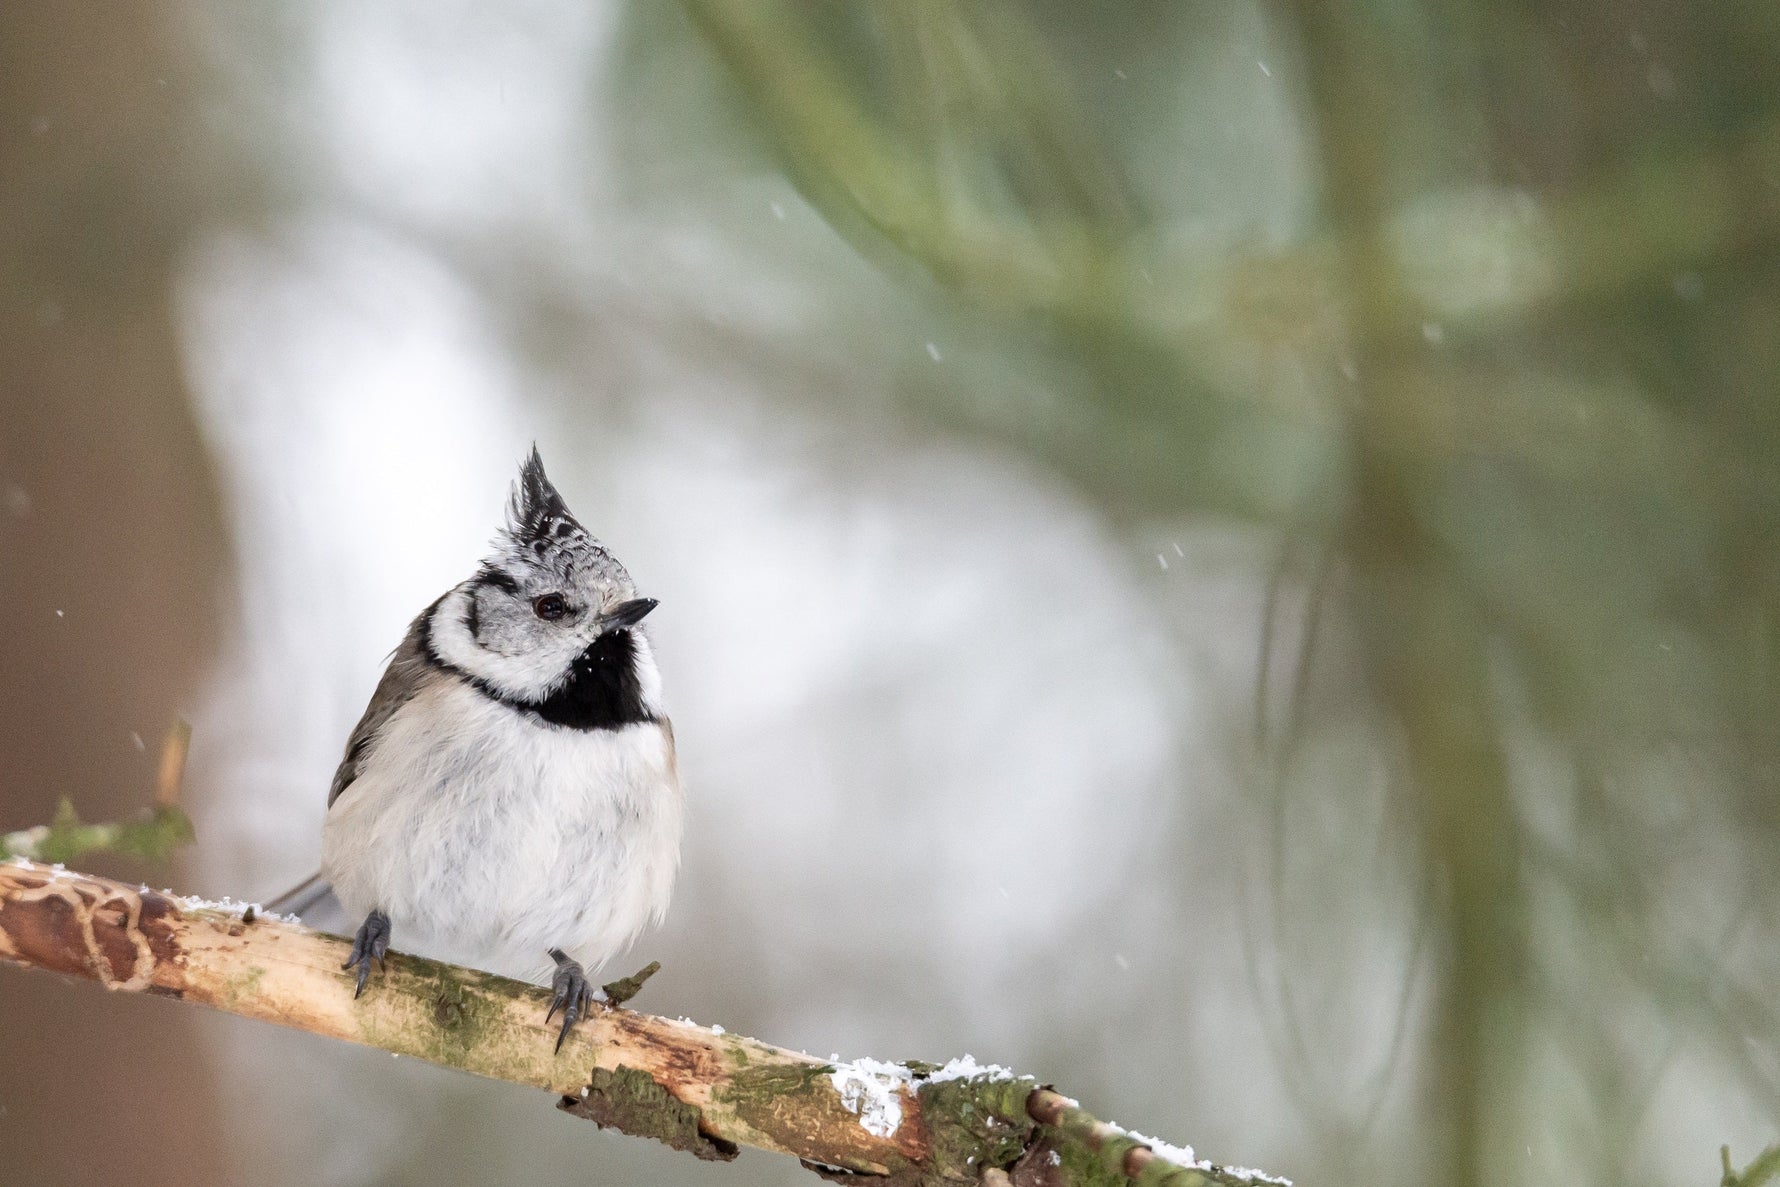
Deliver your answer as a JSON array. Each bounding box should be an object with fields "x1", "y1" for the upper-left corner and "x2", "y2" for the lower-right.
[
  {"x1": 495, "y1": 446, "x2": 634, "y2": 594},
  {"x1": 508, "y1": 446, "x2": 578, "y2": 545}
]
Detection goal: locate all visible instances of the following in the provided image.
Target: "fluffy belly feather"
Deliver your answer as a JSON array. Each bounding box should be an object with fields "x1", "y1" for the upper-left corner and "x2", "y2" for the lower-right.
[{"x1": 321, "y1": 680, "x2": 682, "y2": 983}]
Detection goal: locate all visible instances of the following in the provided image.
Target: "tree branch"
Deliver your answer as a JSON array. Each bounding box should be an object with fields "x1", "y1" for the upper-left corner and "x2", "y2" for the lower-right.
[{"x1": 0, "y1": 858, "x2": 1286, "y2": 1187}]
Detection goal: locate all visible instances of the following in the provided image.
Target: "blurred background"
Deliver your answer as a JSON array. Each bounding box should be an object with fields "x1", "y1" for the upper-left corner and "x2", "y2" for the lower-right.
[{"x1": 2, "y1": 2, "x2": 1778, "y2": 1185}]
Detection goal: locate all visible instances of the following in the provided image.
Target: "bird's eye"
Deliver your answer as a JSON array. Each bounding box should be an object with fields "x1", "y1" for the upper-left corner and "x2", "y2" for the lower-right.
[{"x1": 532, "y1": 593, "x2": 568, "y2": 621}]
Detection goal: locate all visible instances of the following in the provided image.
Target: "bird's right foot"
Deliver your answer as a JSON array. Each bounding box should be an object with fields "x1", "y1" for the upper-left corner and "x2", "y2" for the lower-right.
[{"x1": 343, "y1": 909, "x2": 391, "y2": 998}]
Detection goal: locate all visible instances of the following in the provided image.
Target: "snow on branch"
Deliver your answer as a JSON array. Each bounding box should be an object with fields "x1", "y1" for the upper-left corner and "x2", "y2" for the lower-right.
[{"x1": 0, "y1": 858, "x2": 1287, "y2": 1187}]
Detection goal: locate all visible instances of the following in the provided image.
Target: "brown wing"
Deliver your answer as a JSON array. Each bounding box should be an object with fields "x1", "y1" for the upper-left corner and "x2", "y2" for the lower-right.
[{"x1": 328, "y1": 611, "x2": 434, "y2": 808}]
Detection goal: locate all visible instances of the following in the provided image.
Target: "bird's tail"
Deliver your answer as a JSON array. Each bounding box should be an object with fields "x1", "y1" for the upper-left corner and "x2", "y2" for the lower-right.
[{"x1": 263, "y1": 871, "x2": 334, "y2": 919}]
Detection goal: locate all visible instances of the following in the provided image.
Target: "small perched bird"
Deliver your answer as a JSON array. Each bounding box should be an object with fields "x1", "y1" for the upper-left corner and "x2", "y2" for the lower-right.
[{"x1": 283, "y1": 448, "x2": 682, "y2": 1049}]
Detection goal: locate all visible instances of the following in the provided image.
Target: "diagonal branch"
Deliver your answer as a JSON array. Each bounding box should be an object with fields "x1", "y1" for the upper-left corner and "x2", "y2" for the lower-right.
[{"x1": 0, "y1": 858, "x2": 1285, "y2": 1187}]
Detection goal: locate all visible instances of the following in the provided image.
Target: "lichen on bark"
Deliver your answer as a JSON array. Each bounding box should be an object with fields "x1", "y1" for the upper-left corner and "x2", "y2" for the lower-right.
[
  {"x1": 721, "y1": 1059, "x2": 917, "y2": 1177},
  {"x1": 915, "y1": 1074, "x2": 1036, "y2": 1182},
  {"x1": 561, "y1": 1065, "x2": 740, "y2": 1162}
]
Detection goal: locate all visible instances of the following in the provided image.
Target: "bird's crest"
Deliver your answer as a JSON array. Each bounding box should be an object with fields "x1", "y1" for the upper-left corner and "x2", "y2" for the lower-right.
[{"x1": 496, "y1": 447, "x2": 632, "y2": 593}]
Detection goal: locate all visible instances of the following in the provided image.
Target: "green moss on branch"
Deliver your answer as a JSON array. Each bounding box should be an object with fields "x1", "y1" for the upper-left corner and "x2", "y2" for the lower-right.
[{"x1": 0, "y1": 798, "x2": 194, "y2": 864}]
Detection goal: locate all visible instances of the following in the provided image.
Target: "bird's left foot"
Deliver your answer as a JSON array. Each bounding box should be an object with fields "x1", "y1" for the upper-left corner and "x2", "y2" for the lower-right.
[{"x1": 546, "y1": 948, "x2": 600, "y2": 1053}]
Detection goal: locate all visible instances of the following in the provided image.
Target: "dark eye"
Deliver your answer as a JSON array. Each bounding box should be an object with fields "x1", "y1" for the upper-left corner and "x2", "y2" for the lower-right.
[{"x1": 532, "y1": 593, "x2": 568, "y2": 621}]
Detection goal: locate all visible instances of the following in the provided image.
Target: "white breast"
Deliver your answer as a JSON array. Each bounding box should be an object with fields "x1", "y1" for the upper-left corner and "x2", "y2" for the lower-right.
[{"x1": 321, "y1": 678, "x2": 683, "y2": 982}]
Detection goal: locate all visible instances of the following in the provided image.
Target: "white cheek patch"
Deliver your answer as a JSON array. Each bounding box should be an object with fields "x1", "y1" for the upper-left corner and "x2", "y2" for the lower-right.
[
  {"x1": 428, "y1": 584, "x2": 571, "y2": 701},
  {"x1": 629, "y1": 629, "x2": 665, "y2": 717}
]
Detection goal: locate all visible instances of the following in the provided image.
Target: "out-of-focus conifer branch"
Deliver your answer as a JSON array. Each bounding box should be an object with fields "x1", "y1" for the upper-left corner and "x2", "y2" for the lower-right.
[
  {"x1": 1725, "y1": 1144, "x2": 1780, "y2": 1187},
  {"x1": 685, "y1": 0, "x2": 1780, "y2": 496}
]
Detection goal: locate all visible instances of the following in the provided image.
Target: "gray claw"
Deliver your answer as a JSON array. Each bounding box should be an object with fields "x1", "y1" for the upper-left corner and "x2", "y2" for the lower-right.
[
  {"x1": 547, "y1": 947, "x2": 598, "y2": 1053},
  {"x1": 344, "y1": 909, "x2": 391, "y2": 998}
]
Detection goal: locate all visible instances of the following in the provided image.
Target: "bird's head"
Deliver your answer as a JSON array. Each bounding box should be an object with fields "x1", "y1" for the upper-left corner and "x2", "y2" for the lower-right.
[{"x1": 425, "y1": 447, "x2": 660, "y2": 707}]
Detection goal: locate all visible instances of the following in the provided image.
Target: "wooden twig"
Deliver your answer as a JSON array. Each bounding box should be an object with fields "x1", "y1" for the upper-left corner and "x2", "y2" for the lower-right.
[
  {"x1": 153, "y1": 717, "x2": 193, "y2": 809},
  {"x1": 0, "y1": 858, "x2": 1286, "y2": 1187}
]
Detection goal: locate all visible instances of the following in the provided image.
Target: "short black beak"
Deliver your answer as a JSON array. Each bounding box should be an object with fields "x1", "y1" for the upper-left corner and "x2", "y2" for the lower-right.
[{"x1": 601, "y1": 597, "x2": 658, "y2": 631}]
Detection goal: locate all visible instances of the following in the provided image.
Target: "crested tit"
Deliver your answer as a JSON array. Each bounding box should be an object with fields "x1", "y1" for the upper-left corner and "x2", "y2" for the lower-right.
[{"x1": 294, "y1": 448, "x2": 681, "y2": 1048}]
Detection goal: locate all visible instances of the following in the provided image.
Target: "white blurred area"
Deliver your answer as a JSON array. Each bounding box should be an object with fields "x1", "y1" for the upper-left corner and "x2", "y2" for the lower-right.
[{"x1": 168, "y1": 3, "x2": 1368, "y2": 1185}]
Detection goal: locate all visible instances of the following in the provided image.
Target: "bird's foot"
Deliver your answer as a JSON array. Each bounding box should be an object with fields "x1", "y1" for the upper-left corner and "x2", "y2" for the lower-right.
[
  {"x1": 547, "y1": 948, "x2": 600, "y2": 1053},
  {"x1": 343, "y1": 909, "x2": 391, "y2": 998}
]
